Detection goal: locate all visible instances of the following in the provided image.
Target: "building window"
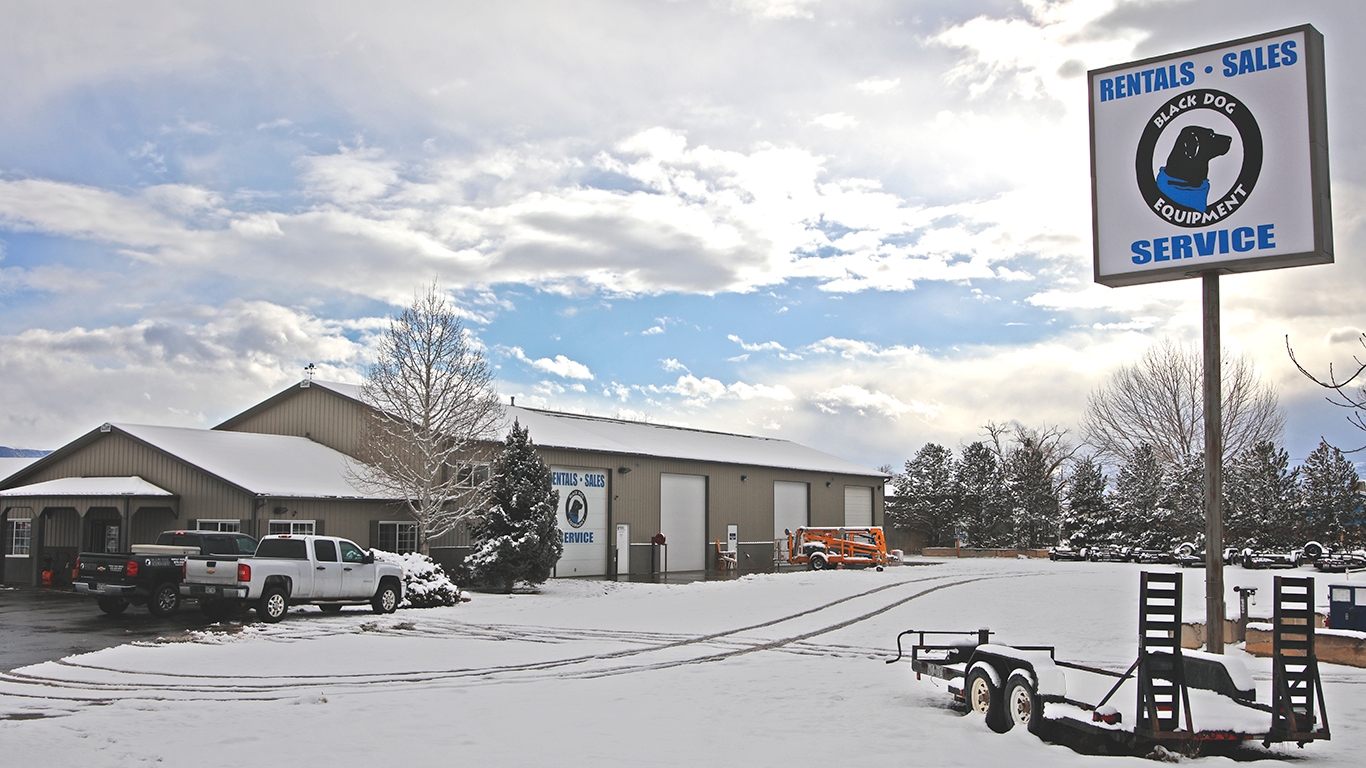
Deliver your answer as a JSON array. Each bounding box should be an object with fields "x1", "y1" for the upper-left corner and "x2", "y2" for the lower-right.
[
  {"x1": 377, "y1": 521, "x2": 418, "y2": 553},
  {"x1": 455, "y1": 463, "x2": 490, "y2": 488},
  {"x1": 8, "y1": 519, "x2": 31, "y2": 557},
  {"x1": 268, "y1": 520, "x2": 316, "y2": 536},
  {"x1": 196, "y1": 519, "x2": 241, "y2": 532}
]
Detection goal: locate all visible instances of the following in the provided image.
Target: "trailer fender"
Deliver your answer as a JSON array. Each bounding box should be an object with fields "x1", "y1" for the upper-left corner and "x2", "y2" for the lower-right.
[{"x1": 968, "y1": 660, "x2": 1002, "y2": 689}]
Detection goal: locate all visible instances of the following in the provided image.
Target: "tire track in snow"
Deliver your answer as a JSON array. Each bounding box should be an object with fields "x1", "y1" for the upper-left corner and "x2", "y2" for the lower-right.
[{"x1": 0, "y1": 569, "x2": 1022, "y2": 711}]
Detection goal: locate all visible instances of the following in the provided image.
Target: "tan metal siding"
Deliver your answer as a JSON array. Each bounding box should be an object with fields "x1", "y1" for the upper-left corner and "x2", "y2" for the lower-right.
[
  {"x1": 42, "y1": 508, "x2": 80, "y2": 547},
  {"x1": 220, "y1": 385, "x2": 366, "y2": 456}
]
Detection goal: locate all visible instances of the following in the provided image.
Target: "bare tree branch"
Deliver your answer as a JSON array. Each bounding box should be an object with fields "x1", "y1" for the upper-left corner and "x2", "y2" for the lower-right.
[{"x1": 1286, "y1": 333, "x2": 1366, "y2": 452}]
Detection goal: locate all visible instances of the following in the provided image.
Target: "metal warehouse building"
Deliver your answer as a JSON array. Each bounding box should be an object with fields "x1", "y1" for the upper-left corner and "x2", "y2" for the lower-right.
[{"x1": 2, "y1": 380, "x2": 887, "y2": 584}]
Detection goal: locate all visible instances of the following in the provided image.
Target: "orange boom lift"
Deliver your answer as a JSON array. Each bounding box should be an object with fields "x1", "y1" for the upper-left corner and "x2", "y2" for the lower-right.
[{"x1": 787, "y1": 527, "x2": 888, "y2": 571}]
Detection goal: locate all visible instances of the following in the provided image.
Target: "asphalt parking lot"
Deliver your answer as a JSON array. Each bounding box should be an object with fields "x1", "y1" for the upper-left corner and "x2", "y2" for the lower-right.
[{"x1": 0, "y1": 585, "x2": 224, "y2": 672}]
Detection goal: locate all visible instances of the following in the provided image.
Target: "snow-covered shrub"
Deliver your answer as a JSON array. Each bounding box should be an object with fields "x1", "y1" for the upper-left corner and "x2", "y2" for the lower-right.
[{"x1": 371, "y1": 549, "x2": 461, "y2": 608}]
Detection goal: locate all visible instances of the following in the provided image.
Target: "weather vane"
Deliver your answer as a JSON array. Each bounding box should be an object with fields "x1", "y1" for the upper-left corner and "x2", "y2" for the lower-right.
[{"x1": 303, "y1": 363, "x2": 316, "y2": 382}]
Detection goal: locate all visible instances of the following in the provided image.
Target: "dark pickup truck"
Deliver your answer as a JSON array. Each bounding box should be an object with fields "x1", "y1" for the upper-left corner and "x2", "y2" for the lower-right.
[{"x1": 74, "y1": 530, "x2": 258, "y2": 617}]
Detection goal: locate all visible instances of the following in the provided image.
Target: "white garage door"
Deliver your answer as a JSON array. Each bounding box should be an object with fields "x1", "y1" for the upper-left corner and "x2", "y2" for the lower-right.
[
  {"x1": 844, "y1": 485, "x2": 873, "y2": 527},
  {"x1": 552, "y1": 466, "x2": 609, "y2": 576},
  {"x1": 773, "y1": 481, "x2": 809, "y2": 539},
  {"x1": 660, "y1": 473, "x2": 706, "y2": 571}
]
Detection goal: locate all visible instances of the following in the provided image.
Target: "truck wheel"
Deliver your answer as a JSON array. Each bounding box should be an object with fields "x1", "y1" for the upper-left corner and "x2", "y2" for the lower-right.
[
  {"x1": 809, "y1": 555, "x2": 828, "y2": 571},
  {"x1": 96, "y1": 596, "x2": 129, "y2": 615},
  {"x1": 258, "y1": 587, "x2": 289, "y2": 623},
  {"x1": 1005, "y1": 674, "x2": 1042, "y2": 734},
  {"x1": 966, "y1": 667, "x2": 1008, "y2": 733},
  {"x1": 147, "y1": 582, "x2": 180, "y2": 617},
  {"x1": 372, "y1": 582, "x2": 399, "y2": 614}
]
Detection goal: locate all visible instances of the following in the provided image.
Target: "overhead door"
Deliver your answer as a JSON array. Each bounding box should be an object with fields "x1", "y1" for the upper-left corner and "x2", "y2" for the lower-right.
[
  {"x1": 844, "y1": 485, "x2": 873, "y2": 527},
  {"x1": 773, "y1": 481, "x2": 809, "y2": 539},
  {"x1": 552, "y1": 466, "x2": 609, "y2": 576},
  {"x1": 660, "y1": 473, "x2": 706, "y2": 571}
]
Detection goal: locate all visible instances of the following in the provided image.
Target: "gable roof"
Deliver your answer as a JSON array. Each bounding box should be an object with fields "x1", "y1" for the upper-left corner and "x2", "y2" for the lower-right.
[
  {"x1": 111, "y1": 424, "x2": 389, "y2": 499},
  {"x1": 299, "y1": 380, "x2": 882, "y2": 478},
  {"x1": 0, "y1": 475, "x2": 174, "y2": 498}
]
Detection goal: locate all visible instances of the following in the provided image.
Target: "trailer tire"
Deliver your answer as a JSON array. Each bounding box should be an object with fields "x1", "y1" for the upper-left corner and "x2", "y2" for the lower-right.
[
  {"x1": 96, "y1": 596, "x2": 129, "y2": 615},
  {"x1": 966, "y1": 667, "x2": 1008, "y2": 733},
  {"x1": 1005, "y1": 674, "x2": 1042, "y2": 734},
  {"x1": 1303, "y1": 541, "x2": 1325, "y2": 560},
  {"x1": 809, "y1": 554, "x2": 828, "y2": 571}
]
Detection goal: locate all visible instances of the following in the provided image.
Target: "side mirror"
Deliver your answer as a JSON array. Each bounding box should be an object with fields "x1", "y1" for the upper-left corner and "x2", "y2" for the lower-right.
[{"x1": 363, "y1": 552, "x2": 374, "y2": 565}]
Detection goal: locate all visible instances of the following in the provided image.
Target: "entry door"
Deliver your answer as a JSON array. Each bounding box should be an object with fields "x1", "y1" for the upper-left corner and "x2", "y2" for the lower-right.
[
  {"x1": 773, "y1": 481, "x2": 808, "y2": 538},
  {"x1": 660, "y1": 473, "x2": 706, "y2": 571},
  {"x1": 844, "y1": 486, "x2": 873, "y2": 527}
]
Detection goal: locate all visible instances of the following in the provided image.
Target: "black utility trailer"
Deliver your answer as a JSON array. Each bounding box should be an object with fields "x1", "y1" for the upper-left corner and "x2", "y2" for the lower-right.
[{"x1": 888, "y1": 573, "x2": 1330, "y2": 755}]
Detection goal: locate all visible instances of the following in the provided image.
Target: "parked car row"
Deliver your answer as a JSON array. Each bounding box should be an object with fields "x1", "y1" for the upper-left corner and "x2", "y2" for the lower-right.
[{"x1": 73, "y1": 531, "x2": 404, "y2": 622}]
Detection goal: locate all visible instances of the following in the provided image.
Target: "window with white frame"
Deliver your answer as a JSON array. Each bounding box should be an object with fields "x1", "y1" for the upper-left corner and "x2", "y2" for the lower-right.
[
  {"x1": 8, "y1": 519, "x2": 31, "y2": 557},
  {"x1": 377, "y1": 521, "x2": 418, "y2": 553},
  {"x1": 195, "y1": 519, "x2": 241, "y2": 532},
  {"x1": 268, "y1": 520, "x2": 316, "y2": 536},
  {"x1": 455, "y1": 463, "x2": 490, "y2": 488}
]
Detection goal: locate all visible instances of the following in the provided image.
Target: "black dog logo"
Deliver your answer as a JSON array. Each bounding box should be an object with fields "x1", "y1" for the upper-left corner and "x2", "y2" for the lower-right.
[{"x1": 1157, "y1": 125, "x2": 1231, "y2": 212}]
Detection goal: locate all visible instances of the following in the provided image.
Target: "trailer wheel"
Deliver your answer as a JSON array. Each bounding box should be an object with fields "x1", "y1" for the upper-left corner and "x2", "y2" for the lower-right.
[
  {"x1": 809, "y1": 554, "x2": 828, "y2": 571},
  {"x1": 1005, "y1": 674, "x2": 1042, "y2": 734},
  {"x1": 966, "y1": 667, "x2": 1008, "y2": 732}
]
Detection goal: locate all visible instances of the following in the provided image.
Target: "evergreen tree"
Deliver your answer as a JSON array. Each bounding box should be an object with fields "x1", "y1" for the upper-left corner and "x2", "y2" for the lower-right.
[
  {"x1": 1158, "y1": 453, "x2": 1205, "y2": 548},
  {"x1": 953, "y1": 442, "x2": 1008, "y2": 548},
  {"x1": 1061, "y1": 455, "x2": 1107, "y2": 547},
  {"x1": 465, "y1": 421, "x2": 563, "y2": 593},
  {"x1": 1004, "y1": 438, "x2": 1060, "y2": 549},
  {"x1": 1224, "y1": 441, "x2": 1299, "y2": 548},
  {"x1": 1111, "y1": 444, "x2": 1163, "y2": 546},
  {"x1": 1300, "y1": 439, "x2": 1362, "y2": 546},
  {"x1": 890, "y1": 443, "x2": 958, "y2": 547}
]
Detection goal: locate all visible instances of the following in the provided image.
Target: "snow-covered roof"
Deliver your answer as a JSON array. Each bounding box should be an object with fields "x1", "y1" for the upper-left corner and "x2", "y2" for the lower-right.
[
  {"x1": 308, "y1": 380, "x2": 883, "y2": 478},
  {"x1": 0, "y1": 475, "x2": 173, "y2": 498},
  {"x1": 112, "y1": 424, "x2": 389, "y2": 500}
]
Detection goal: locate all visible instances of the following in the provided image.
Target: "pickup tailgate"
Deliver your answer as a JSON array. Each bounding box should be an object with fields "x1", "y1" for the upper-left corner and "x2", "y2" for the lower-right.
[
  {"x1": 183, "y1": 555, "x2": 245, "y2": 586},
  {"x1": 76, "y1": 553, "x2": 136, "y2": 585}
]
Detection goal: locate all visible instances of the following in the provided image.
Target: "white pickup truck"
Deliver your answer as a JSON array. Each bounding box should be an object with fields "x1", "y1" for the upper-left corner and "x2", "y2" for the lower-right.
[{"x1": 179, "y1": 534, "x2": 404, "y2": 622}]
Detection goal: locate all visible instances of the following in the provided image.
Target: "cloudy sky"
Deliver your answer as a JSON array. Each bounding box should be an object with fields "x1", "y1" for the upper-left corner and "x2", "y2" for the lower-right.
[{"x1": 2, "y1": 0, "x2": 1364, "y2": 471}]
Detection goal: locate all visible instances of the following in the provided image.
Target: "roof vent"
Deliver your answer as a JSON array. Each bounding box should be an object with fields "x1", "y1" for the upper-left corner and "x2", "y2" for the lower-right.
[{"x1": 99, "y1": 423, "x2": 113, "y2": 433}]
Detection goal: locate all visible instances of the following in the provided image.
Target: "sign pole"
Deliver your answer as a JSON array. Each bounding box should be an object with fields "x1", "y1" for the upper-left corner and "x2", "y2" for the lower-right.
[{"x1": 1203, "y1": 271, "x2": 1225, "y2": 654}]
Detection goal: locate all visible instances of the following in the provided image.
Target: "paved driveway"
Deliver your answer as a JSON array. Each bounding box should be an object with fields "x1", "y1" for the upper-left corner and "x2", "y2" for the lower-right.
[{"x1": 0, "y1": 585, "x2": 220, "y2": 671}]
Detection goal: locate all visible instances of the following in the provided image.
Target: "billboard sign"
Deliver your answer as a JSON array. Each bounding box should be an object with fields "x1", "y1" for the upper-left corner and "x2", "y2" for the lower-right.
[
  {"x1": 1090, "y1": 25, "x2": 1330, "y2": 287},
  {"x1": 551, "y1": 466, "x2": 608, "y2": 576}
]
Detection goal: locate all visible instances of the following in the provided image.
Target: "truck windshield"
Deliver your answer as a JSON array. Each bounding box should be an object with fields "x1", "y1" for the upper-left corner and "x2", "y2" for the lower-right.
[{"x1": 255, "y1": 538, "x2": 308, "y2": 560}]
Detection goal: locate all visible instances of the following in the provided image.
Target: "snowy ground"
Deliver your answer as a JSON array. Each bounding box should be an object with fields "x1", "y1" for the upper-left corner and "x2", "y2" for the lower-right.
[{"x1": 2, "y1": 558, "x2": 1363, "y2": 766}]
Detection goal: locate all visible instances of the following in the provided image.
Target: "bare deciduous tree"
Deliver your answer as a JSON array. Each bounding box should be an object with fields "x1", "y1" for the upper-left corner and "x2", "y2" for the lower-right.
[
  {"x1": 1287, "y1": 333, "x2": 1366, "y2": 451},
  {"x1": 1081, "y1": 338, "x2": 1284, "y2": 466},
  {"x1": 353, "y1": 285, "x2": 505, "y2": 554},
  {"x1": 982, "y1": 421, "x2": 1079, "y2": 494}
]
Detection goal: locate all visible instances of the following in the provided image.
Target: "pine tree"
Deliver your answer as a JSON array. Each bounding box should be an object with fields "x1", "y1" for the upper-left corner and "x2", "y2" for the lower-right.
[
  {"x1": 890, "y1": 443, "x2": 958, "y2": 547},
  {"x1": 1300, "y1": 440, "x2": 1362, "y2": 547},
  {"x1": 1111, "y1": 444, "x2": 1163, "y2": 546},
  {"x1": 1224, "y1": 441, "x2": 1299, "y2": 548},
  {"x1": 1061, "y1": 455, "x2": 1107, "y2": 547},
  {"x1": 954, "y1": 442, "x2": 1008, "y2": 548},
  {"x1": 1004, "y1": 438, "x2": 1060, "y2": 549},
  {"x1": 1158, "y1": 453, "x2": 1205, "y2": 548},
  {"x1": 465, "y1": 421, "x2": 563, "y2": 593}
]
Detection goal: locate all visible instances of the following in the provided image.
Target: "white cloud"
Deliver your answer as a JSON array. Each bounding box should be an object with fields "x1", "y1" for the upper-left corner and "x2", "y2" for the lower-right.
[
  {"x1": 854, "y1": 77, "x2": 900, "y2": 95},
  {"x1": 642, "y1": 325, "x2": 664, "y2": 335},
  {"x1": 810, "y1": 112, "x2": 857, "y2": 130},
  {"x1": 660, "y1": 358, "x2": 689, "y2": 373},
  {"x1": 727, "y1": 334, "x2": 786, "y2": 353},
  {"x1": 506, "y1": 347, "x2": 594, "y2": 380}
]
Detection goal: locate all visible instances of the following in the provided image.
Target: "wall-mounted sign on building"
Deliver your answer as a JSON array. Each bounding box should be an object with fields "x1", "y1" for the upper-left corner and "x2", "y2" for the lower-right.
[
  {"x1": 551, "y1": 466, "x2": 608, "y2": 576},
  {"x1": 1089, "y1": 25, "x2": 1330, "y2": 287}
]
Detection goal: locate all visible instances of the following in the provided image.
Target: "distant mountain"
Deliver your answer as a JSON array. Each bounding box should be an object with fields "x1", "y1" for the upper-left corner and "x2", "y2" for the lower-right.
[{"x1": 0, "y1": 447, "x2": 49, "y2": 458}]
